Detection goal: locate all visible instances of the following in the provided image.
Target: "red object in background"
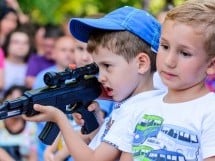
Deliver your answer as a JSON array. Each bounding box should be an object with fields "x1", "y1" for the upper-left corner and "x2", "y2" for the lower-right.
[
  {"x1": 205, "y1": 75, "x2": 215, "y2": 92},
  {"x1": 68, "y1": 64, "x2": 77, "y2": 70}
]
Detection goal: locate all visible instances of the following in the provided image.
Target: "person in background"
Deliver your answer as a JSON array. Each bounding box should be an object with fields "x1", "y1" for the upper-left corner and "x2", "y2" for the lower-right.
[
  {"x1": 0, "y1": 4, "x2": 19, "y2": 93},
  {"x1": 33, "y1": 35, "x2": 76, "y2": 88},
  {"x1": 73, "y1": 39, "x2": 93, "y2": 68},
  {"x1": 0, "y1": 48, "x2": 5, "y2": 92},
  {"x1": 25, "y1": 24, "x2": 64, "y2": 89},
  {"x1": 4, "y1": 0, "x2": 29, "y2": 24},
  {"x1": 61, "y1": 17, "x2": 73, "y2": 36},
  {"x1": 33, "y1": 24, "x2": 46, "y2": 55},
  {"x1": 0, "y1": 85, "x2": 37, "y2": 161},
  {"x1": 0, "y1": 5, "x2": 19, "y2": 46},
  {"x1": 1, "y1": 26, "x2": 33, "y2": 99}
]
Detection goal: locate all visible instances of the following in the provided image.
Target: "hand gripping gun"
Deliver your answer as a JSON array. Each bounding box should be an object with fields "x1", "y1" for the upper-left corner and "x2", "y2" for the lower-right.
[{"x1": 0, "y1": 63, "x2": 101, "y2": 145}]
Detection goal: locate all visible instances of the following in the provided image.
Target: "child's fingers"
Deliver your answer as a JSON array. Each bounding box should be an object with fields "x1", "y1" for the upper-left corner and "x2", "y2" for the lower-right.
[
  {"x1": 72, "y1": 113, "x2": 82, "y2": 120},
  {"x1": 33, "y1": 104, "x2": 47, "y2": 112},
  {"x1": 87, "y1": 101, "x2": 99, "y2": 111},
  {"x1": 22, "y1": 104, "x2": 48, "y2": 122},
  {"x1": 72, "y1": 113, "x2": 84, "y2": 126},
  {"x1": 22, "y1": 114, "x2": 41, "y2": 122}
]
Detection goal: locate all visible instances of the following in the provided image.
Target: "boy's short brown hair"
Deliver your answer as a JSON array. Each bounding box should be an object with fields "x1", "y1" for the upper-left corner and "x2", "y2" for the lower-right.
[
  {"x1": 87, "y1": 30, "x2": 157, "y2": 72},
  {"x1": 69, "y1": 6, "x2": 161, "y2": 73}
]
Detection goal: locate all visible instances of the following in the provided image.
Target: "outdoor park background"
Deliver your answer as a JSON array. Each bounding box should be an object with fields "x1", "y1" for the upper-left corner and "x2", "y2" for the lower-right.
[{"x1": 13, "y1": 0, "x2": 186, "y2": 25}]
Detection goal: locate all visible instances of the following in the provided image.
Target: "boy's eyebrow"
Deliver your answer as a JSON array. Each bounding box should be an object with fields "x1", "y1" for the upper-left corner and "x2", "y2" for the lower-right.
[
  {"x1": 96, "y1": 58, "x2": 117, "y2": 66},
  {"x1": 97, "y1": 60, "x2": 112, "y2": 65},
  {"x1": 160, "y1": 37, "x2": 195, "y2": 51},
  {"x1": 159, "y1": 37, "x2": 168, "y2": 42}
]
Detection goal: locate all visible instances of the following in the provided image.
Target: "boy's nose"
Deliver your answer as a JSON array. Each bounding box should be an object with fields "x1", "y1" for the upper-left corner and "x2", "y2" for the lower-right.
[
  {"x1": 97, "y1": 72, "x2": 107, "y2": 84},
  {"x1": 164, "y1": 52, "x2": 177, "y2": 68}
]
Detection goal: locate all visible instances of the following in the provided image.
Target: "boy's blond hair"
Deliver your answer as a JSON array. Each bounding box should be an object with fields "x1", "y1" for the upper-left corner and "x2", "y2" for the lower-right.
[
  {"x1": 87, "y1": 30, "x2": 157, "y2": 72},
  {"x1": 165, "y1": 0, "x2": 215, "y2": 58}
]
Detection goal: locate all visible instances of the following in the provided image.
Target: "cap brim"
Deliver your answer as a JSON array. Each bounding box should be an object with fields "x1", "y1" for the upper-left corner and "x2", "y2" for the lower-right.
[{"x1": 69, "y1": 17, "x2": 125, "y2": 42}]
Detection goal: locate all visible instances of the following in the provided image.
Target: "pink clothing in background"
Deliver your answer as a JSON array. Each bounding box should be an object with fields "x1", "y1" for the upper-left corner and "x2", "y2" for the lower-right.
[{"x1": 0, "y1": 48, "x2": 5, "y2": 68}]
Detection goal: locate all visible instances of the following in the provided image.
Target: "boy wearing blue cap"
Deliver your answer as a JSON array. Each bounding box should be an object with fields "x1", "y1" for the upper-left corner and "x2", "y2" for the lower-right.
[{"x1": 23, "y1": 6, "x2": 164, "y2": 161}]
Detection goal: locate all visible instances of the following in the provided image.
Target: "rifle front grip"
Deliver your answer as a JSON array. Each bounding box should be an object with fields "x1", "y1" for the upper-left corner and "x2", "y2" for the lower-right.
[
  {"x1": 38, "y1": 122, "x2": 60, "y2": 145},
  {"x1": 77, "y1": 106, "x2": 99, "y2": 134}
]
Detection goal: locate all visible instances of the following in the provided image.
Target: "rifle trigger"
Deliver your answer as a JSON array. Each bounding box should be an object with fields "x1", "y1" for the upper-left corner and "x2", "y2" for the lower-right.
[{"x1": 66, "y1": 103, "x2": 77, "y2": 112}]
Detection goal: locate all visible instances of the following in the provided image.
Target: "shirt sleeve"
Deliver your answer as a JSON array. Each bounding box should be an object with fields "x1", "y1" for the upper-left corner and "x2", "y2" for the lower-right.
[
  {"x1": 103, "y1": 103, "x2": 142, "y2": 153},
  {"x1": 26, "y1": 54, "x2": 39, "y2": 76}
]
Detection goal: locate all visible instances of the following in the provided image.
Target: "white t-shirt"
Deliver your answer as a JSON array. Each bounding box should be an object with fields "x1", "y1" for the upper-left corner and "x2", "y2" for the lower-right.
[
  {"x1": 130, "y1": 92, "x2": 215, "y2": 161},
  {"x1": 88, "y1": 90, "x2": 165, "y2": 151},
  {"x1": 153, "y1": 71, "x2": 167, "y2": 91}
]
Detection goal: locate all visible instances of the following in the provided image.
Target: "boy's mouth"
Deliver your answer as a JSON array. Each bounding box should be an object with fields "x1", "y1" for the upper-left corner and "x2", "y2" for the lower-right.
[{"x1": 104, "y1": 87, "x2": 113, "y2": 97}]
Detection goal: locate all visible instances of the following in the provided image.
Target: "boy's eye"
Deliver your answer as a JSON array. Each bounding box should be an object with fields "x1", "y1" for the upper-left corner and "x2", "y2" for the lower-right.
[
  {"x1": 160, "y1": 44, "x2": 169, "y2": 50},
  {"x1": 180, "y1": 51, "x2": 191, "y2": 57},
  {"x1": 103, "y1": 63, "x2": 110, "y2": 68}
]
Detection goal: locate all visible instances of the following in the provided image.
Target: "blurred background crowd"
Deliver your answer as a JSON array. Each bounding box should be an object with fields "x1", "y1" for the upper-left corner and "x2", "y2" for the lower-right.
[{"x1": 0, "y1": 0, "x2": 214, "y2": 161}]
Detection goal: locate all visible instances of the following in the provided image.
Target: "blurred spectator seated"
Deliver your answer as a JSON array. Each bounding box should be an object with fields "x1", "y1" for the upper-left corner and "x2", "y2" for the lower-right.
[
  {"x1": 0, "y1": 85, "x2": 38, "y2": 161},
  {"x1": 25, "y1": 24, "x2": 64, "y2": 89}
]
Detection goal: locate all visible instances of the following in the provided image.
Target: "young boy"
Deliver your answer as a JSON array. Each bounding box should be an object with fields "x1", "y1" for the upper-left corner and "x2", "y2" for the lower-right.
[
  {"x1": 23, "y1": 6, "x2": 164, "y2": 161},
  {"x1": 128, "y1": 1, "x2": 215, "y2": 161}
]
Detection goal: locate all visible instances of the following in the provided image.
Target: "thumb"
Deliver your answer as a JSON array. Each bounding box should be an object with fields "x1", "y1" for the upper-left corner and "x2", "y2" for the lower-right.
[{"x1": 33, "y1": 104, "x2": 45, "y2": 112}]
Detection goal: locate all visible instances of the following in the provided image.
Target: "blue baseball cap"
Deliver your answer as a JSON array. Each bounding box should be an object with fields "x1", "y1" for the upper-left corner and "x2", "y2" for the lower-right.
[{"x1": 69, "y1": 6, "x2": 161, "y2": 52}]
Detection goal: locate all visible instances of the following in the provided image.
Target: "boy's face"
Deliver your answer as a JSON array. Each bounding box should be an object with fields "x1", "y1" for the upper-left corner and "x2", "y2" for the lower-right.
[
  {"x1": 92, "y1": 46, "x2": 141, "y2": 102},
  {"x1": 157, "y1": 20, "x2": 210, "y2": 91}
]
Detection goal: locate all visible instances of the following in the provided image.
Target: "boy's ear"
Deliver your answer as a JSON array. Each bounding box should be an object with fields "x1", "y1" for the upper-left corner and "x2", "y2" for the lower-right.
[
  {"x1": 136, "y1": 52, "x2": 150, "y2": 74},
  {"x1": 207, "y1": 57, "x2": 215, "y2": 75}
]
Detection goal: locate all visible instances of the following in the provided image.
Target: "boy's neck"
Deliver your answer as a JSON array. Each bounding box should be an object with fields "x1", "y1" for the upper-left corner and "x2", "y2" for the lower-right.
[
  {"x1": 132, "y1": 74, "x2": 155, "y2": 96},
  {"x1": 164, "y1": 84, "x2": 210, "y2": 103}
]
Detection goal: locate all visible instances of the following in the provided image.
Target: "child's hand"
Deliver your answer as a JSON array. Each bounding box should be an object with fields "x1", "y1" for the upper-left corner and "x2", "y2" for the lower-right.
[
  {"x1": 72, "y1": 101, "x2": 105, "y2": 127},
  {"x1": 22, "y1": 104, "x2": 63, "y2": 123},
  {"x1": 43, "y1": 145, "x2": 55, "y2": 161}
]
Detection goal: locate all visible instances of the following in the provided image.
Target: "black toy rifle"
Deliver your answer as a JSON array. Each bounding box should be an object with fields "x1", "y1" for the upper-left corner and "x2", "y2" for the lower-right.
[{"x1": 0, "y1": 63, "x2": 101, "y2": 145}]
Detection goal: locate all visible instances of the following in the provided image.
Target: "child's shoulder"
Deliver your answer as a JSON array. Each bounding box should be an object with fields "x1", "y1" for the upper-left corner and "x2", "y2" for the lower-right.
[
  {"x1": 129, "y1": 89, "x2": 165, "y2": 103},
  {"x1": 188, "y1": 92, "x2": 215, "y2": 105},
  {"x1": 198, "y1": 92, "x2": 215, "y2": 108},
  {"x1": 120, "y1": 89, "x2": 165, "y2": 115},
  {"x1": 122, "y1": 89, "x2": 165, "y2": 108}
]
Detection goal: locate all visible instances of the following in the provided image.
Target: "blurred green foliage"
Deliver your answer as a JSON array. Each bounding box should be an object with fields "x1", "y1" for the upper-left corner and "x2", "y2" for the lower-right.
[{"x1": 18, "y1": 0, "x2": 186, "y2": 25}]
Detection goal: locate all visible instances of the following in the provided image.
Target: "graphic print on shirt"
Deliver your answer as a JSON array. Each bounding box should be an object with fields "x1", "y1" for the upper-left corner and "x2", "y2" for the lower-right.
[
  {"x1": 132, "y1": 114, "x2": 200, "y2": 161},
  {"x1": 101, "y1": 117, "x2": 115, "y2": 141}
]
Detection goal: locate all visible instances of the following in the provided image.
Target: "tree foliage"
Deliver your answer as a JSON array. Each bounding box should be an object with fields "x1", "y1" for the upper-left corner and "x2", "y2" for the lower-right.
[{"x1": 17, "y1": 0, "x2": 186, "y2": 25}]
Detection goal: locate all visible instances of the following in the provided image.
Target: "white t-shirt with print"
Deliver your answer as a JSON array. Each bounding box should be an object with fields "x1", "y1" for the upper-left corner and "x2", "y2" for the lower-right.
[
  {"x1": 130, "y1": 92, "x2": 215, "y2": 161},
  {"x1": 88, "y1": 90, "x2": 165, "y2": 151}
]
